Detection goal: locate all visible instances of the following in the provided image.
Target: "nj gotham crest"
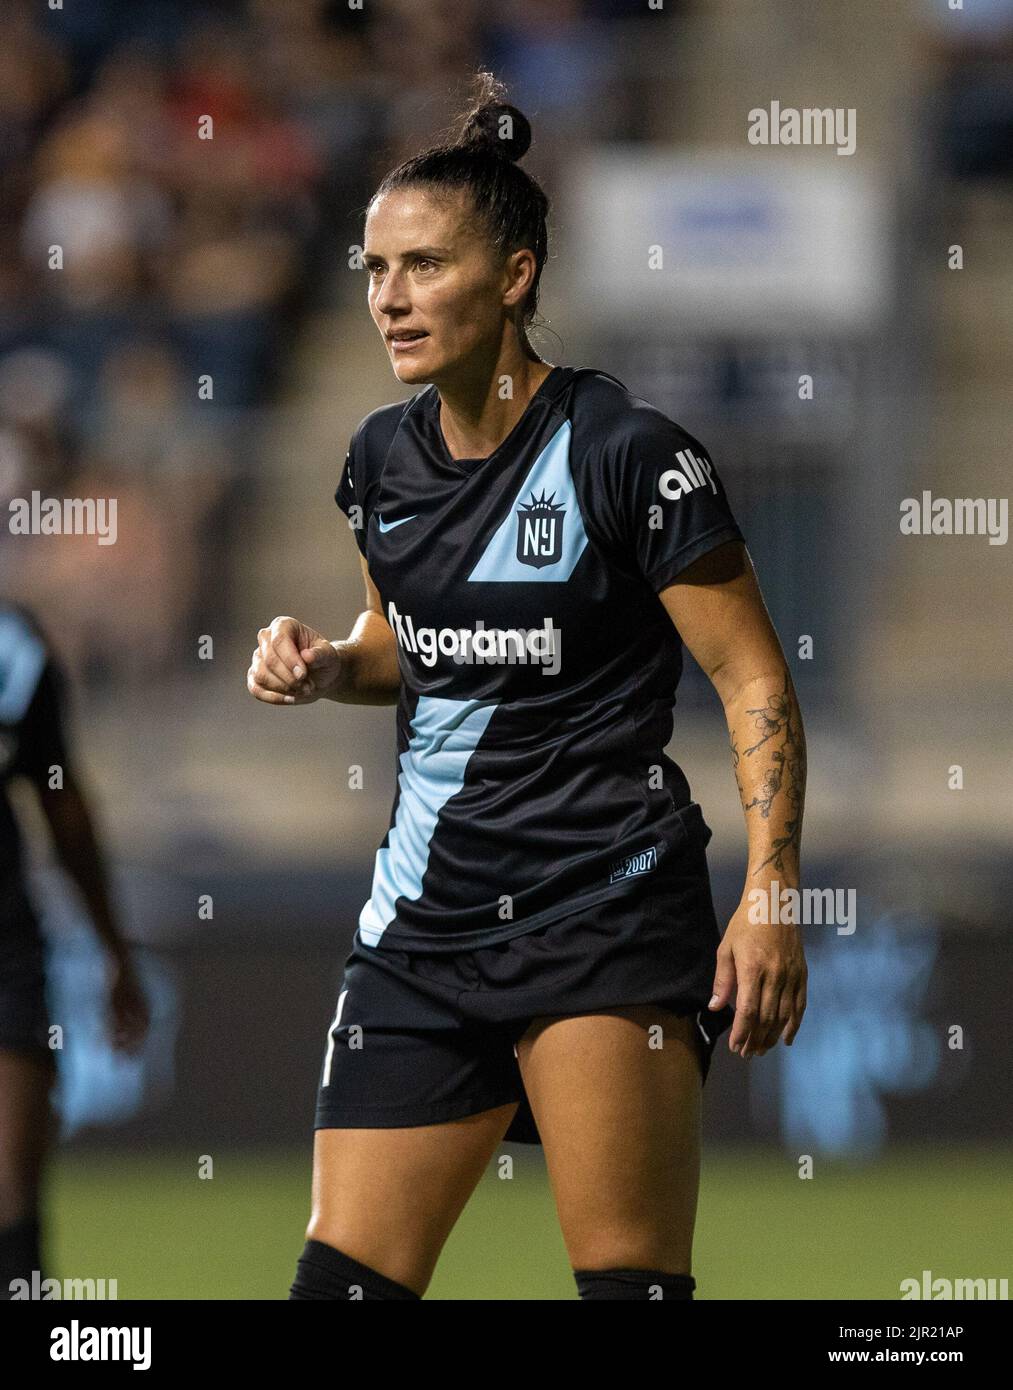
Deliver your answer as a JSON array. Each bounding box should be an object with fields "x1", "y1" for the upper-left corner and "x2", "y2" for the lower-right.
[{"x1": 516, "y1": 489, "x2": 565, "y2": 568}]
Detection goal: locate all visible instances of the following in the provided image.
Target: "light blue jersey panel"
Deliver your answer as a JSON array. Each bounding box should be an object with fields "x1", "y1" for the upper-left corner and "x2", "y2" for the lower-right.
[
  {"x1": 467, "y1": 421, "x2": 589, "y2": 582},
  {"x1": 0, "y1": 612, "x2": 46, "y2": 723},
  {"x1": 358, "y1": 696, "x2": 497, "y2": 946}
]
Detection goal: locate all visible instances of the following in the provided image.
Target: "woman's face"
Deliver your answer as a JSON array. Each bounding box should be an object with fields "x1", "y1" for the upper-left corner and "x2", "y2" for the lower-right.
[{"x1": 364, "y1": 186, "x2": 522, "y2": 387}]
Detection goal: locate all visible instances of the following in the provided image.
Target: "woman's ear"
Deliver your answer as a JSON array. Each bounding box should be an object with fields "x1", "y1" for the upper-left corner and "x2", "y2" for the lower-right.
[{"x1": 502, "y1": 247, "x2": 536, "y2": 309}]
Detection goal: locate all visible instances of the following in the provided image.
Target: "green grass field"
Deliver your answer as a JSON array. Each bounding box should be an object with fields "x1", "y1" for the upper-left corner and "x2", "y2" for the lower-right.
[{"x1": 45, "y1": 1146, "x2": 1011, "y2": 1300}]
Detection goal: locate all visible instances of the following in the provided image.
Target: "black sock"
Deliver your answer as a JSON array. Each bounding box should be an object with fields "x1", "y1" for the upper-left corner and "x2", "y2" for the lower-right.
[
  {"x1": 289, "y1": 1239, "x2": 421, "y2": 1300},
  {"x1": 0, "y1": 1213, "x2": 43, "y2": 1300},
  {"x1": 574, "y1": 1267, "x2": 696, "y2": 1300}
]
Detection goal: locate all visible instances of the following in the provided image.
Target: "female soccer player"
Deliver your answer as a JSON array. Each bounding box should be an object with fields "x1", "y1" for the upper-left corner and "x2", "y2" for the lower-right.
[
  {"x1": 249, "y1": 73, "x2": 808, "y2": 1301},
  {"x1": 0, "y1": 602, "x2": 148, "y2": 1297}
]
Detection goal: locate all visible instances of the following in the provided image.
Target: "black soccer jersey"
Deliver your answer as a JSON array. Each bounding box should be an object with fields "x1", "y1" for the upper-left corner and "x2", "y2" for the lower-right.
[
  {"x1": 335, "y1": 365, "x2": 745, "y2": 951},
  {"x1": 1, "y1": 605, "x2": 69, "y2": 897}
]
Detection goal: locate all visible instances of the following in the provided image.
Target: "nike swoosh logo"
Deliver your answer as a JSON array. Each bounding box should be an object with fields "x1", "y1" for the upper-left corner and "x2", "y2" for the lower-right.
[{"x1": 377, "y1": 514, "x2": 418, "y2": 533}]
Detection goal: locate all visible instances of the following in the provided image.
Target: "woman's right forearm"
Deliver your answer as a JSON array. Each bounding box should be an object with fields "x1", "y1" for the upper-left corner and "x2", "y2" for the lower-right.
[{"x1": 325, "y1": 610, "x2": 401, "y2": 705}]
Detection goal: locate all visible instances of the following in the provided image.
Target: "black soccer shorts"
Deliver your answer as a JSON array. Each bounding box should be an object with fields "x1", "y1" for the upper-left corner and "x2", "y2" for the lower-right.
[{"x1": 314, "y1": 803, "x2": 735, "y2": 1144}]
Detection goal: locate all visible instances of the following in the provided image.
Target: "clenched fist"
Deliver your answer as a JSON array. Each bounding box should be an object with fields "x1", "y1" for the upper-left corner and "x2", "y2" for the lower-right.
[{"x1": 247, "y1": 616, "x2": 345, "y2": 705}]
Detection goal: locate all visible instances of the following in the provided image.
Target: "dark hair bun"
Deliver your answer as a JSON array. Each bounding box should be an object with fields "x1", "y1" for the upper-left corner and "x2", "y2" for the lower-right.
[{"x1": 460, "y1": 102, "x2": 532, "y2": 162}]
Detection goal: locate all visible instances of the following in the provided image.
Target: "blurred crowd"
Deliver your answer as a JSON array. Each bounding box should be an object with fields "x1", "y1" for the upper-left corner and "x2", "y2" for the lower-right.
[
  {"x1": 917, "y1": 0, "x2": 1013, "y2": 190},
  {"x1": 0, "y1": 0, "x2": 661, "y2": 690},
  {"x1": 0, "y1": 0, "x2": 330, "y2": 686}
]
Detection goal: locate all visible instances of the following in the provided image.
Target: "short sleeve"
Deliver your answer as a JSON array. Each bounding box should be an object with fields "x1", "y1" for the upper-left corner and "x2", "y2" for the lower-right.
[
  {"x1": 334, "y1": 421, "x2": 369, "y2": 557},
  {"x1": 595, "y1": 413, "x2": 745, "y2": 592}
]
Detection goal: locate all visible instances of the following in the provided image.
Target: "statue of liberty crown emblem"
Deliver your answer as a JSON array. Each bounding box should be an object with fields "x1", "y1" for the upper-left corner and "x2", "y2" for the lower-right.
[{"x1": 516, "y1": 489, "x2": 565, "y2": 569}]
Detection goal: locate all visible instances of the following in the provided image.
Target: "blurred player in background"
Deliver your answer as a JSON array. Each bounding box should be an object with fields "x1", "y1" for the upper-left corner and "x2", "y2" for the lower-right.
[
  {"x1": 250, "y1": 73, "x2": 807, "y2": 1301},
  {"x1": 0, "y1": 601, "x2": 148, "y2": 1299}
]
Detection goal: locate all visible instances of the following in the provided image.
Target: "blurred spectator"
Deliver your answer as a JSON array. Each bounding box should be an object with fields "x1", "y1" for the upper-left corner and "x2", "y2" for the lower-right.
[
  {"x1": 918, "y1": 0, "x2": 1013, "y2": 181},
  {"x1": 0, "y1": 3, "x2": 69, "y2": 211},
  {"x1": 479, "y1": 0, "x2": 615, "y2": 162},
  {"x1": 20, "y1": 108, "x2": 173, "y2": 316}
]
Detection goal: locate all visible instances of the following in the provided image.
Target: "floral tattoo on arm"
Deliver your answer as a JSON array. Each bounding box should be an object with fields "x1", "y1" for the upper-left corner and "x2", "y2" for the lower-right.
[{"x1": 731, "y1": 670, "x2": 806, "y2": 876}]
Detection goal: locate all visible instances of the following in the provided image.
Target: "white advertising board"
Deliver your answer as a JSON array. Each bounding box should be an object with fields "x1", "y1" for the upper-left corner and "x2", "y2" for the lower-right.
[{"x1": 559, "y1": 150, "x2": 890, "y2": 333}]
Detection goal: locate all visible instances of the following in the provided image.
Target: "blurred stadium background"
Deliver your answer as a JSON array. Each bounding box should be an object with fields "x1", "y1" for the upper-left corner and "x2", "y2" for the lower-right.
[{"x1": 1, "y1": 0, "x2": 1010, "y2": 1299}]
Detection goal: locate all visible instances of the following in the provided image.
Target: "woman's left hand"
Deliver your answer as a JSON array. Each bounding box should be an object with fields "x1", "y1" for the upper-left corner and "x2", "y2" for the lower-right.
[{"x1": 707, "y1": 897, "x2": 807, "y2": 1058}]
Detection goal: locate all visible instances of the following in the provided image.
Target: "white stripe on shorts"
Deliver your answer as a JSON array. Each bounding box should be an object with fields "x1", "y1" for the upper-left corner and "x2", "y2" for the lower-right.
[{"x1": 321, "y1": 989, "x2": 349, "y2": 1087}]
